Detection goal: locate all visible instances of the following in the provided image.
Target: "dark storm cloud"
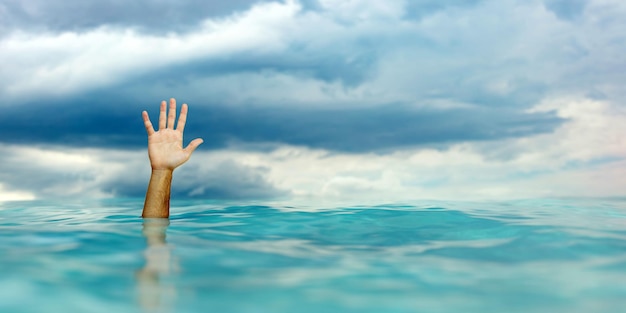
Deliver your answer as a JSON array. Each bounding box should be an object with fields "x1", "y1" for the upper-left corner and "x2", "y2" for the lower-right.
[
  {"x1": 188, "y1": 104, "x2": 563, "y2": 152},
  {"x1": 0, "y1": 0, "x2": 265, "y2": 34},
  {"x1": 0, "y1": 145, "x2": 284, "y2": 200},
  {"x1": 0, "y1": 94, "x2": 563, "y2": 153},
  {"x1": 173, "y1": 161, "x2": 286, "y2": 199}
]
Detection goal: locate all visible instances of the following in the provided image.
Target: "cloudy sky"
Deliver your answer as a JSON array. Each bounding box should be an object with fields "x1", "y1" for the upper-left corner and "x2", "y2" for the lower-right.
[{"x1": 0, "y1": 0, "x2": 625, "y2": 202}]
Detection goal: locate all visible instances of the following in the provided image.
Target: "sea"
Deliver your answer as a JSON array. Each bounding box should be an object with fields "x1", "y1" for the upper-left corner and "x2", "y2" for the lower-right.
[{"x1": 1, "y1": 198, "x2": 625, "y2": 313}]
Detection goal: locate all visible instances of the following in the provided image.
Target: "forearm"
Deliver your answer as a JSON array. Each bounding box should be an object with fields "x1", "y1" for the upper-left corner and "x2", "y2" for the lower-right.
[{"x1": 142, "y1": 169, "x2": 173, "y2": 218}]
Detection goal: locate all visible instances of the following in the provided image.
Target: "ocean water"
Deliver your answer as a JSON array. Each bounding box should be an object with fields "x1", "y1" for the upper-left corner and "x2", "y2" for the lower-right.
[{"x1": 1, "y1": 198, "x2": 625, "y2": 313}]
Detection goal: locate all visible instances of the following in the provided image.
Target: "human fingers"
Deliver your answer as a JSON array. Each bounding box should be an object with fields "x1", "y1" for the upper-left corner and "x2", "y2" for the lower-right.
[
  {"x1": 167, "y1": 98, "x2": 176, "y2": 129},
  {"x1": 184, "y1": 138, "x2": 204, "y2": 155},
  {"x1": 176, "y1": 103, "x2": 189, "y2": 133},
  {"x1": 142, "y1": 111, "x2": 155, "y2": 135},
  {"x1": 158, "y1": 100, "x2": 167, "y2": 130}
]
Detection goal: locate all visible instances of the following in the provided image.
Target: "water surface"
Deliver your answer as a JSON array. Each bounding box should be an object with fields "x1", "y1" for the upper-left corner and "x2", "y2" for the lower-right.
[{"x1": 1, "y1": 198, "x2": 625, "y2": 313}]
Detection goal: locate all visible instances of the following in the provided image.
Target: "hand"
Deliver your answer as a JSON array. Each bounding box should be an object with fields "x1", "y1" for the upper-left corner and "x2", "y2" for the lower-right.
[{"x1": 142, "y1": 98, "x2": 203, "y2": 170}]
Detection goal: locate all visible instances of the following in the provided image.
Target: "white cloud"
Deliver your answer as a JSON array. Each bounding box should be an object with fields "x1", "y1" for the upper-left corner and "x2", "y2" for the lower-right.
[
  {"x1": 2, "y1": 0, "x2": 626, "y2": 109},
  {"x1": 522, "y1": 97, "x2": 626, "y2": 163},
  {"x1": 0, "y1": 0, "x2": 300, "y2": 101},
  {"x1": 0, "y1": 184, "x2": 35, "y2": 202},
  {"x1": 0, "y1": 144, "x2": 142, "y2": 199}
]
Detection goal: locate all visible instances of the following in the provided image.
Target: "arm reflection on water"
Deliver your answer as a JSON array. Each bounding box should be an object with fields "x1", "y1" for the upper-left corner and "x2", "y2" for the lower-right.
[
  {"x1": 136, "y1": 98, "x2": 198, "y2": 310},
  {"x1": 136, "y1": 218, "x2": 179, "y2": 312}
]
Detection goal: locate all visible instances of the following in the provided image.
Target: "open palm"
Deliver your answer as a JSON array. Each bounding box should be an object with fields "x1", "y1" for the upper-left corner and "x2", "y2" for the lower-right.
[{"x1": 142, "y1": 98, "x2": 203, "y2": 170}]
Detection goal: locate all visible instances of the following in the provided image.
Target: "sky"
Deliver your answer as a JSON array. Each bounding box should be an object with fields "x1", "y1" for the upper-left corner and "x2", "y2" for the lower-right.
[{"x1": 0, "y1": 0, "x2": 625, "y2": 202}]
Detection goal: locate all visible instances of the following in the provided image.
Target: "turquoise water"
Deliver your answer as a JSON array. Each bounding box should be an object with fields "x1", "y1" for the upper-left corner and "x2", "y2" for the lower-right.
[{"x1": 1, "y1": 199, "x2": 626, "y2": 313}]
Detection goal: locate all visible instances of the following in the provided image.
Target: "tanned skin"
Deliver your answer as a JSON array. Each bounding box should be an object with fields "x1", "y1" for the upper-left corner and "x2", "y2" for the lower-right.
[{"x1": 142, "y1": 98, "x2": 203, "y2": 218}]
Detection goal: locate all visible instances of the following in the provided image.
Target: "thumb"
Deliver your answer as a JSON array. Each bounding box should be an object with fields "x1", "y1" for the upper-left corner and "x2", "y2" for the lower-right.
[{"x1": 184, "y1": 138, "x2": 204, "y2": 155}]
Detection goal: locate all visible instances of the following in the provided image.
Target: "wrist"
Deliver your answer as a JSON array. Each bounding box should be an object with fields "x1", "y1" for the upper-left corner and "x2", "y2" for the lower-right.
[
  {"x1": 151, "y1": 167, "x2": 174, "y2": 173},
  {"x1": 150, "y1": 168, "x2": 174, "y2": 180}
]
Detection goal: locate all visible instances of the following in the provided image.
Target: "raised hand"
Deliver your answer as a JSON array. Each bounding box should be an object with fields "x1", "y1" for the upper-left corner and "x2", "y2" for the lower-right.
[
  {"x1": 142, "y1": 98, "x2": 203, "y2": 170},
  {"x1": 142, "y1": 98, "x2": 203, "y2": 218}
]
